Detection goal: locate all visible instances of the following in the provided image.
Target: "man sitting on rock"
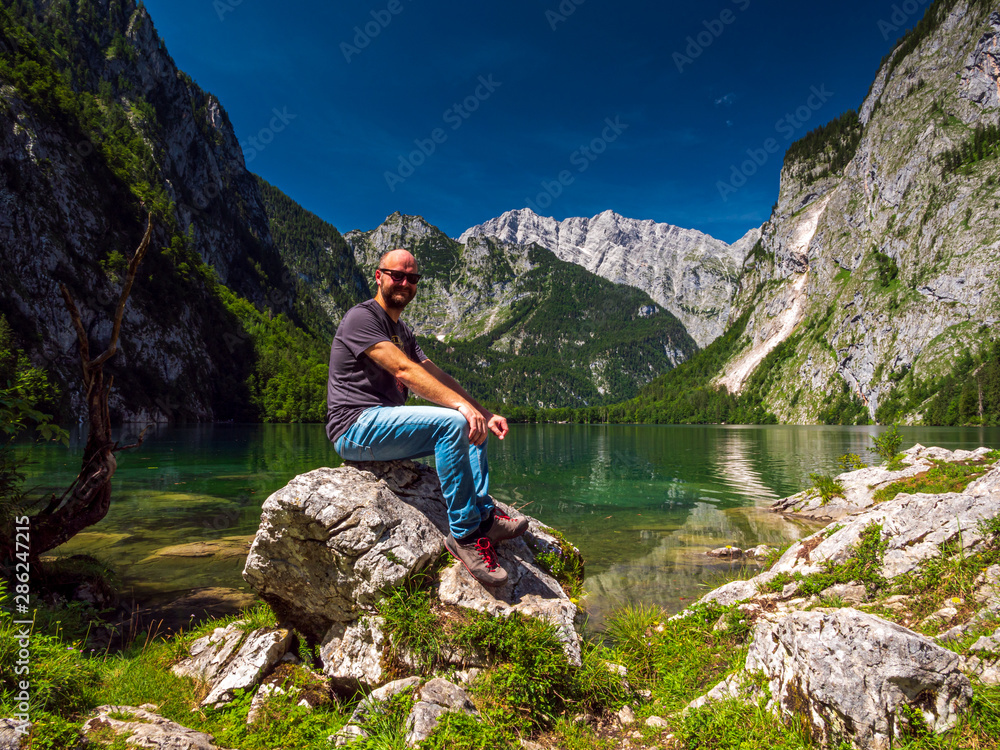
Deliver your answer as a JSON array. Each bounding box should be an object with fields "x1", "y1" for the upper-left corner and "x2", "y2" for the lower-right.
[{"x1": 326, "y1": 248, "x2": 527, "y2": 589}]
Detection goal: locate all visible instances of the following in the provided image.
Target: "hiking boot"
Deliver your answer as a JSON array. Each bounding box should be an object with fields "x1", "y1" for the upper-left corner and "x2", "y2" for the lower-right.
[
  {"x1": 444, "y1": 534, "x2": 508, "y2": 588},
  {"x1": 485, "y1": 511, "x2": 528, "y2": 544}
]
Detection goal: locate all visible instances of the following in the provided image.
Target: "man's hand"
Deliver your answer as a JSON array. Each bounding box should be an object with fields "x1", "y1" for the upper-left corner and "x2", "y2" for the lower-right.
[
  {"x1": 458, "y1": 404, "x2": 488, "y2": 445},
  {"x1": 487, "y1": 413, "x2": 509, "y2": 440}
]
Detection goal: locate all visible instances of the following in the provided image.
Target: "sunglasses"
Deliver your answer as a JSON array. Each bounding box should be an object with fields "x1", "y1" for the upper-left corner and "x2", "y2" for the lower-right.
[{"x1": 378, "y1": 268, "x2": 421, "y2": 284}]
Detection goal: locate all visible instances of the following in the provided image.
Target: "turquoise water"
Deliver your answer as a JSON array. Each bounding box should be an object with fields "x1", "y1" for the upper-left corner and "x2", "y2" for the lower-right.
[{"x1": 18, "y1": 423, "x2": 1000, "y2": 628}]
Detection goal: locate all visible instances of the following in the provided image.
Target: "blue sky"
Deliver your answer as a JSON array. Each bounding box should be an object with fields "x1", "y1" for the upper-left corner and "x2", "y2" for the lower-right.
[{"x1": 140, "y1": 0, "x2": 929, "y2": 243}]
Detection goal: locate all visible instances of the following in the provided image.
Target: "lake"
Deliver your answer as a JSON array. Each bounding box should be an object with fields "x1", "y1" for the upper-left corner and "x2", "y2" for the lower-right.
[{"x1": 18, "y1": 423, "x2": 1000, "y2": 630}]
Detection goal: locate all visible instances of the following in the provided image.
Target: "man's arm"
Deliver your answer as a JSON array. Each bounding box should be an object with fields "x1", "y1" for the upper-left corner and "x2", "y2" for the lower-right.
[
  {"x1": 419, "y1": 358, "x2": 508, "y2": 440},
  {"x1": 365, "y1": 341, "x2": 492, "y2": 444}
]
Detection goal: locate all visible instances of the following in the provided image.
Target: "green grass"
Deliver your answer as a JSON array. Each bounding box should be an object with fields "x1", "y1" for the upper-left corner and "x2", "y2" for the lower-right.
[
  {"x1": 604, "y1": 603, "x2": 751, "y2": 712},
  {"x1": 529, "y1": 527, "x2": 585, "y2": 599},
  {"x1": 873, "y1": 458, "x2": 994, "y2": 503},
  {"x1": 6, "y1": 512, "x2": 1000, "y2": 750},
  {"x1": 760, "y1": 522, "x2": 889, "y2": 598}
]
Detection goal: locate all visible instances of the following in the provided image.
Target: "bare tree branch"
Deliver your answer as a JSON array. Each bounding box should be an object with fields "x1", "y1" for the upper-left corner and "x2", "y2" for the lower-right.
[
  {"x1": 30, "y1": 213, "x2": 154, "y2": 560},
  {"x1": 92, "y1": 214, "x2": 154, "y2": 370}
]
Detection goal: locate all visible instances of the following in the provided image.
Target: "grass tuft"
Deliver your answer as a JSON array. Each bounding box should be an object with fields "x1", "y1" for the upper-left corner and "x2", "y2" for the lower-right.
[{"x1": 874, "y1": 459, "x2": 992, "y2": 503}]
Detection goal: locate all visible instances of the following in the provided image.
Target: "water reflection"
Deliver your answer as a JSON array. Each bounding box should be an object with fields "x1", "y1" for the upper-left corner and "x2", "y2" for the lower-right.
[
  {"x1": 17, "y1": 423, "x2": 1000, "y2": 628},
  {"x1": 711, "y1": 428, "x2": 780, "y2": 503}
]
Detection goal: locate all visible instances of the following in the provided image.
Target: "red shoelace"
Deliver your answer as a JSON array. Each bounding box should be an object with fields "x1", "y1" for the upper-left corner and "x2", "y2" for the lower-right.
[{"x1": 474, "y1": 538, "x2": 499, "y2": 570}]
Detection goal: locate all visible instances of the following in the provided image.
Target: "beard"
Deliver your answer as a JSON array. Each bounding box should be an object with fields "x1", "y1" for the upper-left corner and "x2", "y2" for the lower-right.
[{"x1": 381, "y1": 284, "x2": 414, "y2": 310}]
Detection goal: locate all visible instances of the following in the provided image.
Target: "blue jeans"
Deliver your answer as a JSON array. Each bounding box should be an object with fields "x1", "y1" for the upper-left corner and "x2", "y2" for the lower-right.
[{"x1": 333, "y1": 405, "x2": 493, "y2": 539}]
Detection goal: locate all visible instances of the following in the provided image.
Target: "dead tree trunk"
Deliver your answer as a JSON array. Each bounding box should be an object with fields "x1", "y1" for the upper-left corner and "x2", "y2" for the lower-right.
[{"x1": 29, "y1": 215, "x2": 153, "y2": 559}]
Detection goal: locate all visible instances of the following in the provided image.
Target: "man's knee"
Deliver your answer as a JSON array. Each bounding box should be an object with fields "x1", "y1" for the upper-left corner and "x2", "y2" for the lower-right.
[{"x1": 437, "y1": 410, "x2": 470, "y2": 443}]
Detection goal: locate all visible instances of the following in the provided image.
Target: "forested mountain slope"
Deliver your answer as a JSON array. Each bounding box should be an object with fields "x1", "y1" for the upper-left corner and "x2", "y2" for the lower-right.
[
  {"x1": 592, "y1": 0, "x2": 1000, "y2": 427},
  {"x1": 0, "y1": 0, "x2": 368, "y2": 422},
  {"x1": 346, "y1": 213, "x2": 697, "y2": 409}
]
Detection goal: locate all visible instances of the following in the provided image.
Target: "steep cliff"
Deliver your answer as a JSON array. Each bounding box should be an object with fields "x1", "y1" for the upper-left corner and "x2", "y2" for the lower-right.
[
  {"x1": 717, "y1": 0, "x2": 1000, "y2": 424},
  {"x1": 460, "y1": 208, "x2": 754, "y2": 348},
  {"x1": 0, "y1": 0, "x2": 365, "y2": 421},
  {"x1": 346, "y1": 213, "x2": 697, "y2": 409}
]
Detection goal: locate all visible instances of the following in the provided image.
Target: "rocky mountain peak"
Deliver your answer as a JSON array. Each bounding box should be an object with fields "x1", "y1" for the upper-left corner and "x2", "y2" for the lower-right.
[{"x1": 460, "y1": 207, "x2": 747, "y2": 347}]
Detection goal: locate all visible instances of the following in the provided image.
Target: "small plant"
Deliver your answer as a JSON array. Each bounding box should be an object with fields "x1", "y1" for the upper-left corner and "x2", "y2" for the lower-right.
[
  {"x1": 350, "y1": 688, "x2": 414, "y2": 749},
  {"x1": 872, "y1": 250, "x2": 899, "y2": 287},
  {"x1": 799, "y1": 523, "x2": 889, "y2": 598},
  {"x1": 760, "y1": 571, "x2": 797, "y2": 594},
  {"x1": 422, "y1": 710, "x2": 517, "y2": 750},
  {"x1": 374, "y1": 585, "x2": 444, "y2": 676},
  {"x1": 234, "y1": 603, "x2": 279, "y2": 632},
  {"x1": 837, "y1": 453, "x2": 867, "y2": 471},
  {"x1": 463, "y1": 612, "x2": 575, "y2": 727},
  {"x1": 759, "y1": 523, "x2": 889, "y2": 600},
  {"x1": 817, "y1": 594, "x2": 847, "y2": 609},
  {"x1": 871, "y1": 424, "x2": 904, "y2": 468},
  {"x1": 528, "y1": 528, "x2": 585, "y2": 599},
  {"x1": 761, "y1": 543, "x2": 792, "y2": 571},
  {"x1": 808, "y1": 473, "x2": 845, "y2": 505}
]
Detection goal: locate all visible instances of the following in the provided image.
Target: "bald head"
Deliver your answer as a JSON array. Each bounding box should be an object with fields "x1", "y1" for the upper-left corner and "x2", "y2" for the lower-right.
[{"x1": 378, "y1": 248, "x2": 418, "y2": 271}]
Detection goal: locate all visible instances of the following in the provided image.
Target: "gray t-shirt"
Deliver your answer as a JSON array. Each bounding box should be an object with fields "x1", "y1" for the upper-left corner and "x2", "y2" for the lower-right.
[{"x1": 326, "y1": 299, "x2": 427, "y2": 442}]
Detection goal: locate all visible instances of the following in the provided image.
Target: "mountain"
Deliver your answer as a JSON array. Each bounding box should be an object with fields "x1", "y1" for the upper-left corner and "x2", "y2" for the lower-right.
[
  {"x1": 606, "y1": 0, "x2": 1000, "y2": 426},
  {"x1": 0, "y1": 0, "x2": 367, "y2": 422},
  {"x1": 460, "y1": 208, "x2": 756, "y2": 348},
  {"x1": 345, "y1": 213, "x2": 697, "y2": 409},
  {"x1": 255, "y1": 176, "x2": 370, "y2": 338}
]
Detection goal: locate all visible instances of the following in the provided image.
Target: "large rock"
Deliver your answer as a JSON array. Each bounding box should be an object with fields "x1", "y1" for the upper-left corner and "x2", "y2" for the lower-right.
[
  {"x1": 745, "y1": 609, "x2": 972, "y2": 749},
  {"x1": 243, "y1": 462, "x2": 446, "y2": 642},
  {"x1": 82, "y1": 705, "x2": 233, "y2": 750},
  {"x1": 699, "y1": 459, "x2": 1000, "y2": 610},
  {"x1": 243, "y1": 460, "x2": 582, "y2": 690},
  {"x1": 171, "y1": 623, "x2": 292, "y2": 707},
  {"x1": 770, "y1": 446, "x2": 994, "y2": 521}
]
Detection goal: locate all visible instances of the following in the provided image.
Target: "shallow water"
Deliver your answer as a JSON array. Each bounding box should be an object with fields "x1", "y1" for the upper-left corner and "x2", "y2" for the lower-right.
[{"x1": 18, "y1": 423, "x2": 1000, "y2": 629}]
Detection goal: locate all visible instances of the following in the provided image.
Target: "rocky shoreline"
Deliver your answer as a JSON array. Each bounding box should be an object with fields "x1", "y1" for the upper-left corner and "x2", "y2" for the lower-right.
[
  {"x1": 6, "y1": 446, "x2": 999, "y2": 749},
  {"x1": 686, "y1": 444, "x2": 1000, "y2": 748}
]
